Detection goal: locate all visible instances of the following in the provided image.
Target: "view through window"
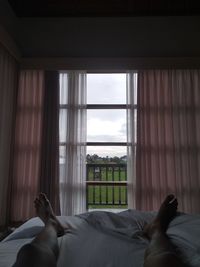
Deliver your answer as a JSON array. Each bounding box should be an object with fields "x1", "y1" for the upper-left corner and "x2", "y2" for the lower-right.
[
  {"x1": 59, "y1": 72, "x2": 135, "y2": 212},
  {"x1": 86, "y1": 73, "x2": 127, "y2": 210}
]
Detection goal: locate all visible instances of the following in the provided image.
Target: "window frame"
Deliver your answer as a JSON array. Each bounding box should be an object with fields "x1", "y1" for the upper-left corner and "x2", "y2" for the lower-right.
[
  {"x1": 59, "y1": 72, "x2": 137, "y2": 209},
  {"x1": 86, "y1": 74, "x2": 128, "y2": 209}
]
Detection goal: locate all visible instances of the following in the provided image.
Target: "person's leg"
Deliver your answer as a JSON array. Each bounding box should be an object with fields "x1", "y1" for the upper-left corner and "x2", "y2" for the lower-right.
[
  {"x1": 12, "y1": 193, "x2": 66, "y2": 267},
  {"x1": 13, "y1": 222, "x2": 58, "y2": 267},
  {"x1": 143, "y1": 195, "x2": 183, "y2": 267}
]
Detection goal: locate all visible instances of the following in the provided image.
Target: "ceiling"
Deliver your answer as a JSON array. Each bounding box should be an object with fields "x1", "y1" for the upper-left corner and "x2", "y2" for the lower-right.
[{"x1": 7, "y1": 0, "x2": 200, "y2": 17}]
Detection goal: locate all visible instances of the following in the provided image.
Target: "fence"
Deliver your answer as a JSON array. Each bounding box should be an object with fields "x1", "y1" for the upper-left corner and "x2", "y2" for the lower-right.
[{"x1": 86, "y1": 163, "x2": 128, "y2": 209}]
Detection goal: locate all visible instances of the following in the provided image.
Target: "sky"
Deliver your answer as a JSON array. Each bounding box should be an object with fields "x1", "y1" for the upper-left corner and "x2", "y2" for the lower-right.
[
  {"x1": 87, "y1": 73, "x2": 127, "y2": 157},
  {"x1": 87, "y1": 73, "x2": 126, "y2": 105}
]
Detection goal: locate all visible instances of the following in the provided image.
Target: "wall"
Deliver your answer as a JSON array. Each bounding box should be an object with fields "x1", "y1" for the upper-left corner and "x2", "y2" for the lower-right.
[
  {"x1": 17, "y1": 16, "x2": 200, "y2": 58},
  {"x1": 1, "y1": 1, "x2": 200, "y2": 67},
  {"x1": 0, "y1": 0, "x2": 20, "y2": 58}
]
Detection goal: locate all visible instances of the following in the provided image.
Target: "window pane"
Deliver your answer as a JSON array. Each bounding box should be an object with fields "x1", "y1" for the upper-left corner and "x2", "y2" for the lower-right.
[
  {"x1": 87, "y1": 185, "x2": 127, "y2": 209},
  {"x1": 87, "y1": 109, "x2": 126, "y2": 142},
  {"x1": 86, "y1": 146, "x2": 127, "y2": 210},
  {"x1": 59, "y1": 145, "x2": 66, "y2": 164},
  {"x1": 87, "y1": 146, "x2": 127, "y2": 159},
  {"x1": 59, "y1": 73, "x2": 68, "y2": 105},
  {"x1": 59, "y1": 109, "x2": 67, "y2": 143},
  {"x1": 87, "y1": 74, "x2": 126, "y2": 104},
  {"x1": 59, "y1": 145, "x2": 66, "y2": 183}
]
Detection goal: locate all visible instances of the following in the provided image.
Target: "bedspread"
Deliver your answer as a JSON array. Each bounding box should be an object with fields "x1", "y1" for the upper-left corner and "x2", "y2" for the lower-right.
[{"x1": 0, "y1": 210, "x2": 200, "y2": 267}]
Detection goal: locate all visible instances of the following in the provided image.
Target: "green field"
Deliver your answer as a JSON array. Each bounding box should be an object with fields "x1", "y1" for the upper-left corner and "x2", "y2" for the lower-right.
[
  {"x1": 87, "y1": 166, "x2": 126, "y2": 181},
  {"x1": 87, "y1": 167, "x2": 128, "y2": 209}
]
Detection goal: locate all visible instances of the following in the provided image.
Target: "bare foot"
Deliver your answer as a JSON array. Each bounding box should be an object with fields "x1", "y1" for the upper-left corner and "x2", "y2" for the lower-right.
[
  {"x1": 34, "y1": 193, "x2": 68, "y2": 236},
  {"x1": 144, "y1": 194, "x2": 178, "y2": 238},
  {"x1": 34, "y1": 193, "x2": 55, "y2": 223}
]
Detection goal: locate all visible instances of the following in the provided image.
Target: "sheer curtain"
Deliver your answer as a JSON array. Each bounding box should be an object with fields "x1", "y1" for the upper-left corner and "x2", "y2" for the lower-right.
[
  {"x1": 59, "y1": 71, "x2": 87, "y2": 215},
  {"x1": 136, "y1": 70, "x2": 200, "y2": 213},
  {"x1": 10, "y1": 70, "x2": 45, "y2": 222},
  {"x1": 0, "y1": 44, "x2": 18, "y2": 226},
  {"x1": 126, "y1": 72, "x2": 138, "y2": 209}
]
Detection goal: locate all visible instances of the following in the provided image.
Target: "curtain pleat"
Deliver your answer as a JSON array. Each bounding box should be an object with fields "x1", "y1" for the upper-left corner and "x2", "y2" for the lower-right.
[
  {"x1": 126, "y1": 72, "x2": 138, "y2": 209},
  {"x1": 0, "y1": 43, "x2": 18, "y2": 227},
  {"x1": 10, "y1": 70, "x2": 45, "y2": 222},
  {"x1": 40, "y1": 71, "x2": 60, "y2": 215},
  {"x1": 59, "y1": 71, "x2": 87, "y2": 215},
  {"x1": 136, "y1": 70, "x2": 200, "y2": 213}
]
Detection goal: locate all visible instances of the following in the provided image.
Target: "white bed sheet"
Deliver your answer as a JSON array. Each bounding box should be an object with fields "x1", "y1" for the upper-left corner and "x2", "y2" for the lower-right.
[{"x1": 0, "y1": 210, "x2": 200, "y2": 267}]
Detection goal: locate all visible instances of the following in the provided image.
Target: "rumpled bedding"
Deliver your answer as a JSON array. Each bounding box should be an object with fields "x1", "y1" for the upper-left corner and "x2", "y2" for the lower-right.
[{"x1": 0, "y1": 210, "x2": 200, "y2": 267}]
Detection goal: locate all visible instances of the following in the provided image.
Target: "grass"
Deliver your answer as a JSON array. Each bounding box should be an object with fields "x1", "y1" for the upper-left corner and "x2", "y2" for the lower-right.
[
  {"x1": 88, "y1": 204, "x2": 128, "y2": 209},
  {"x1": 87, "y1": 167, "x2": 126, "y2": 181},
  {"x1": 87, "y1": 167, "x2": 128, "y2": 209}
]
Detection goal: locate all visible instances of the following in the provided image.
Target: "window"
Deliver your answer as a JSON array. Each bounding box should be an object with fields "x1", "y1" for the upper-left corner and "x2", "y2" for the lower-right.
[
  {"x1": 86, "y1": 73, "x2": 128, "y2": 211},
  {"x1": 59, "y1": 71, "x2": 138, "y2": 213}
]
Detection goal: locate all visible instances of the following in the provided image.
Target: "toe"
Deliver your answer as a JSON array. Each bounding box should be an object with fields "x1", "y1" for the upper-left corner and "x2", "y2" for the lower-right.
[
  {"x1": 166, "y1": 194, "x2": 175, "y2": 203},
  {"x1": 34, "y1": 198, "x2": 39, "y2": 204},
  {"x1": 34, "y1": 196, "x2": 39, "y2": 202},
  {"x1": 34, "y1": 199, "x2": 41, "y2": 207},
  {"x1": 39, "y1": 193, "x2": 49, "y2": 203}
]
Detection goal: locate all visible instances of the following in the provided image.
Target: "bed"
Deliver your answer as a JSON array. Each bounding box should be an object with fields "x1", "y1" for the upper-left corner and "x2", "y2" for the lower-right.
[{"x1": 0, "y1": 209, "x2": 200, "y2": 267}]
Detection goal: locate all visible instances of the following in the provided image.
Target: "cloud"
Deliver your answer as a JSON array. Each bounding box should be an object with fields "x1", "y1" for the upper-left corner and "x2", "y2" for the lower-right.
[
  {"x1": 87, "y1": 74, "x2": 126, "y2": 104},
  {"x1": 87, "y1": 109, "x2": 126, "y2": 122},
  {"x1": 86, "y1": 74, "x2": 127, "y2": 156},
  {"x1": 119, "y1": 122, "x2": 127, "y2": 135},
  {"x1": 87, "y1": 134, "x2": 126, "y2": 142},
  {"x1": 87, "y1": 117, "x2": 126, "y2": 142}
]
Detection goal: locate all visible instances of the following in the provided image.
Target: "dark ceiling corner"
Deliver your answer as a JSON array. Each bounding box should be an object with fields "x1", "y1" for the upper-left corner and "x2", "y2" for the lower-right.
[{"x1": 7, "y1": 0, "x2": 200, "y2": 17}]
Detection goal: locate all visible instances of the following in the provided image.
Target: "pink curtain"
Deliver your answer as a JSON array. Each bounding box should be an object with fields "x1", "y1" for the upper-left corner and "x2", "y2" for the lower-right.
[
  {"x1": 10, "y1": 70, "x2": 44, "y2": 222},
  {"x1": 0, "y1": 43, "x2": 18, "y2": 227},
  {"x1": 136, "y1": 70, "x2": 200, "y2": 214}
]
